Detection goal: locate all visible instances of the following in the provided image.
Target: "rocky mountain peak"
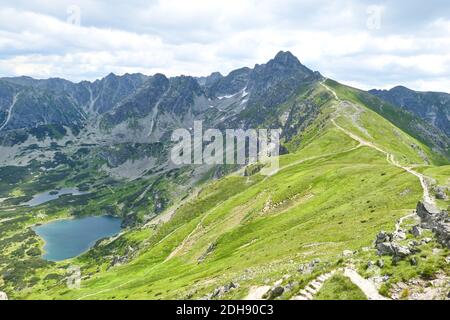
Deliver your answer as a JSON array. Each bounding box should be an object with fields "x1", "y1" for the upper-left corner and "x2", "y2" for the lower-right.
[
  {"x1": 104, "y1": 72, "x2": 117, "y2": 80},
  {"x1": 390, "y1": 85, "x2": 411, "y2": 92},
  {"x1": 272, "y1": 50, "x2": 302, "y2": 67},
  {"x1": 209, "y1": 71, "x2": 223, "y2": 79},
  {"x1": 251, "y1": 51, "x2": 316, "y2": 80}
]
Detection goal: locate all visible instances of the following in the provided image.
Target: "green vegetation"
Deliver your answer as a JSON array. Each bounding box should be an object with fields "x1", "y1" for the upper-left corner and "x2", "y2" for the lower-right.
[
  {"x1": 0, "y1": 79, "x2": 448, "y2": 300},
  {"x1": 14, "y1": 129, "x2": 424, "y2": 299},
  {"x1": 327, "y1": 80, "x2": 449, "y2": 165},
  {"x1": 315, "y1": 274, "x2": 367, "y2": 300}
]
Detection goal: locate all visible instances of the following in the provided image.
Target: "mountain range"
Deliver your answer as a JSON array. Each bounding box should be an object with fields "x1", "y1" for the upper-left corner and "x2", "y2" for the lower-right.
[{"x1": 0, "y1": 51, "x2": 448, "y2": 300}]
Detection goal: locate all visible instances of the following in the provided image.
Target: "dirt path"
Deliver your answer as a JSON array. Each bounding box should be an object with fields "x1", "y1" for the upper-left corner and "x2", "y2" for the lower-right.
[
  {"x1": 315, "y1": 79, "x2": 438, "y2": 300},
  {"x1": 320, "y1": 80, "x2": 434, "y2": 206},
  {"x1": 245, "y1": 286, "x2": 272, "y2": 300},
  {"x1": 76, "y1": 279, "x2": 134, "y2": 300},
  {"x1": 144, "y1": 187, "x2": 201, "y2": 227},
  {"x1": 321, "y1": 81, "x2": 340, "y2": 102},
  {"x1": 343, "y1": 268, "x2": 389, "y2": 300},
  {"x1": 79, "y1": 80, "x2": 434, "y2": 300},
  {"x1": 291, "y1": 271, "x2": 336, "y2": 300},
  {"x1": 288, "y1": 267, "x2": 388, "y2": 300},
  {"x1": 395, "y1": 212, "x2": 417, "y2": 233},
  {"x1": 279, "y1": 144, "x2": 363, "y2": 172},
  {"x1": 164, "y1": 193, "x2": 221, "y2": 261}
]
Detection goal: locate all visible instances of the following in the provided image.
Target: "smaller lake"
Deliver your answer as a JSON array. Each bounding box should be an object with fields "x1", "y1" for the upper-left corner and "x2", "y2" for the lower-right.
[
  {"x1": 25, "y1": 188, "x2": 87, "y2": 207},
  {"x1": 33, "y1": 216, "x2": 122, "y2": 261}
]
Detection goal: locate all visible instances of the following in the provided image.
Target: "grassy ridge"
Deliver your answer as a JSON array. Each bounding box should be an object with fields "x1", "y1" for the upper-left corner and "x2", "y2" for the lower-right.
[
  {"x1": 327, "y1": 80, "x2": 449, "y2": 165},
  {"x1": 20, "y1": 131, "x2": 423, "y2": 299}
]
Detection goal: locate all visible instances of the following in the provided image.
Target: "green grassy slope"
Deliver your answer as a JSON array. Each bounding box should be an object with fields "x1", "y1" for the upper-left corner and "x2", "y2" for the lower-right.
[
  {"x1": 327, "y1": 80, "x2": 449, "y2": 164},
  {"x1": 315, "y1": 274, "x2": 367, "y2": 300},
  {"x1": 21, "y1": 148, "x2": 422, "y2": 299},
  {"x1": 4, "y1": 80, "x2": 448, "y2": 300}
]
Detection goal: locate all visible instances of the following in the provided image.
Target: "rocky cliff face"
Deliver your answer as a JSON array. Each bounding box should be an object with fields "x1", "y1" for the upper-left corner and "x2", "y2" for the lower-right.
[
  {"x1": 0, "y1": 51, "x2": 326, "y2": 178},
  {"x1": 416, "y1": 201, "x2": 450, "y2": 248},
  {"x1": 360, "y1": 87, "x2": 449, "y2": 158},
  {"x1": 370, "y1": 86, "x2": 450, "y2": 137},
  {"x1": 0, "y1": 52, "x2": 318, "y2": 135},
  {"x1": 0, "y1": 73, "x2": 149, "y2": 130}
]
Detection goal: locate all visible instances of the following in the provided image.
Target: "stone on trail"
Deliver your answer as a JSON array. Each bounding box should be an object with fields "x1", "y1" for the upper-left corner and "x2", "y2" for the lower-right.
[{"x1": 410, "y1": 225, "x2": 423, "y2": 237}]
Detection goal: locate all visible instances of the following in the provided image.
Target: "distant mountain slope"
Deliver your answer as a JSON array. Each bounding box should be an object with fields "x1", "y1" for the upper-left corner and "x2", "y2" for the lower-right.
[
  {"x1": 1, "y1": 73, "x2": 149, "y2": 116},
  {"x1": 329, "y1": 83, "x2": 450, "y2": 161},
  {"x1": 0, "y1": 51, "x2": 325, "y2": 168},
  {"x1": 0, "y1": 79, "x2": 85, "y2": 132},
  {"x1": 370, "y1": 86, "x2": 450, "y2": 138}
]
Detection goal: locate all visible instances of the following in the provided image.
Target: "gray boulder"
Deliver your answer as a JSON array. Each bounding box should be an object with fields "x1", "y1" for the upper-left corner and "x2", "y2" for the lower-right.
[
  {"x1": 198, "y1": 242, "x2": 217, "y2": 263},
  {"x1": 393, "y1": 229, "x2": 407, "y2": 241},
  {"x1": 376, "y1": 242, "x2": 395, "y2": 256},
  {"x1": 376, "y1": 242, "x2": 411, "y2": 258},
  {"x1": 297, "y1": 258, "x2": 320, "y2": 274},
  {"x1": 410, "y1": 225, "x2": 423, "y2": 237},
  {"x1": 434, "y1": 186, "x2": 448, "y2": 200},
  {"x1": 208, "y1": 282, "x2": 238, "y2": 299},
  {"x1": 376, "y1": 259, "x2": 385, "y2": 268},
  {"x1": 375, "y1": 231, "x2": 393, "y2": 244},
  {"x1": 416, "y1": 201, "x2": 450, "y2": 248},
  {"x1": 265, "y1": 286, "x2": 284, "y2": 300},
  {"x1": 434, "y1": 223, "x2": 450, "y2": 248},
  {"x1": 416, "y1": 201, "x2": 440, "y2": 225},
  {"x1": 395, "y1": 245, "x2": 412, "y2": 258}
]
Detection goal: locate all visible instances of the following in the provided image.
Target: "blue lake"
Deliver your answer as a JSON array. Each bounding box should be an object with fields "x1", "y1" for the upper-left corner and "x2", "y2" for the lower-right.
[
  {"x1": 25, "y1": 188, "x2": 87, "y2": 207},
  {"x1": 33, "y1": 216, "x2": 122, "y2": 261}
]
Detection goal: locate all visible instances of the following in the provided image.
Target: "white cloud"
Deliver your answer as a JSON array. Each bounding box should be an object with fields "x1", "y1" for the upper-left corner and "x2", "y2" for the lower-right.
[{"x1": 0, "y1": 0, "x2": 449, "y2": 92}]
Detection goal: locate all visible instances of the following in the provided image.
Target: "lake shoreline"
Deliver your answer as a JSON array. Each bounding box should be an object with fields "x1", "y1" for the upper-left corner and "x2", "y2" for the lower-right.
[
  {"x1": 23, "y1": 187, "x2": 89, "y2": 207},
  {"x1": 33, "y1": 215, "x2": 123, "y2": 262}
]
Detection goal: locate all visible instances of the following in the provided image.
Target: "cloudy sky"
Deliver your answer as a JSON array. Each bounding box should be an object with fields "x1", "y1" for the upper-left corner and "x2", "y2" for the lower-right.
[{"x1": 0, "y1": 0, "x2": 449, "y2": 92}]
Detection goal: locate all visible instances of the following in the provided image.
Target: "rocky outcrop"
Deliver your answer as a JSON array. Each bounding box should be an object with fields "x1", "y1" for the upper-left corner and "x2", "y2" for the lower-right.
[
  {"x1": 297, "y1": 258, "x2": 321, "y2": 274},
  {"x1": 262, "y1": 275, "x2": 295, "y2": 300},
  {"x1": 433, "y1": 186, "x2": 448, "y2": 200},
  {"x1": 111, "y1": 246, "x2": 136, "y2": 267},
  {"x1": 375, "y1": 231, "x2": 393, "y2": 244},
  {"x1": 263, "y1": 285, "x2": 284, "y2": 300},
  {"x1": 410, "y1": 225, "x2": 423, "y2": 237},
  {"x1": 375, "y1": 231, "x2": 411, "y2": 260},
  {"x1": 416, "y1": 201, "x2": 450, "y2": 248},
  {"x1": 203, "y1": 282, "x2": 238, "y2": 300},
  {"x1": 376, "y1": 242, "x2": 411, "y2": 258},
  {"x1": 434, "y1": 223, "x2": 450, "y2": 248},
  {"x1": 417, "y1": 201, "x2": 441, "y2": 227},
  {"x1": 197, "y1": 242, "x2": 217, "y2": 264}
]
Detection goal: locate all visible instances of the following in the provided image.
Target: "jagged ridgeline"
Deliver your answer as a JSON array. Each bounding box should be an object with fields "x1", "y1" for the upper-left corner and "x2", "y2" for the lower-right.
[{"x1": 0, "y1": 51, "x2": 448, "y2": 300}]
